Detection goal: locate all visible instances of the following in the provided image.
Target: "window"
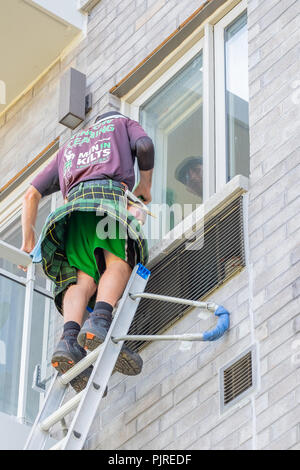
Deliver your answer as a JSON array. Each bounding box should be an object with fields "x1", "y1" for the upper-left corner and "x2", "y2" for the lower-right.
[
  {"x1": 140, "y1": 53, "x2": 204, "y2": 209},
  {"x1": 0, "y1": 194, "x2": 58, "y2": 424},
  {"x1": 215, "y1": 1, "x2": 249, "y2": 190},
  {"x1": 128, "y1": 193, "x2": 245, "y2": 352},
  {"x1": 225, "y1": 12, "x2": 249, "y2": 181},
  {"x1": 125, "y1": 0, "x2": 249, "y2": 243}
]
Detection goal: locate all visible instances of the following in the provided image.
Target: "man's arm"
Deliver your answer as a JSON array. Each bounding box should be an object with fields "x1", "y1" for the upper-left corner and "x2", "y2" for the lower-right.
[
  {"x1": 19, "y1": 154, "x2": 60, "y2": 269},
  {"x1": 133, "y1": 136, "x2": 154, "y2": 204},
  {"x1": 19, "y1": 185, "x2": 42, "y2": 270}
]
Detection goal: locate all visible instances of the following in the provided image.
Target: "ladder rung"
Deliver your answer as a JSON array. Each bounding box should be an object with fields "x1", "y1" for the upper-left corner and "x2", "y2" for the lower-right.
[
  {"x1": 112, "y1": 333, "x2": 204, "y2": 342},
  {"x1": 129, "y1": 292, "x2": 218, "y2": 311},
  {"x1": 58, "y1": 344, "x2": 103, "y2": 385},
  {"x1": 40, "y1": 390, "x2": 84, "y2": 432}
]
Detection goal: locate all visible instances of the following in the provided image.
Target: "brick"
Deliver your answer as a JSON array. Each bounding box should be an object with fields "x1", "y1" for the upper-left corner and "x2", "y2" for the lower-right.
[
  {"x1": 267, "y1": 427, "x2": 298, "y2": 450},
  {"x1": 137, "y1": 393, "x2": 173, "y2": 431},
  {"x1": 268, "y1": 371, "x2": 299, "y2": 405},
  {"x1": 160, "y1": 390, "x2": 199, "y2": 432},
  {"x1": 143, "y1": 426, "x2": 175, "y2": 450},
  {"x1": 168, "y1": 423, "x2": 211, "y2": 451},
  {"x1": 121, "y1": 420, "x2": 160, "y2": 450},
  {"x1": 213, "y1": 431, "x2": 240, "y2": 450},
  {"x1": 256, "y1": 390, "x2": 297, "y2": 434},
  {"x1": 135, "y1": 363, "x2": 171, "y2": 400},
  {"x1": 257, "y1": 428, "x2": 271, "y2": 450},
  {"x1": 248, "y1": 193, "x2": 285, "y2": 235},
  {"x1": 253, "y1": 255, "x2": 291, "y2": 296},
  {"x1": 268, "y1": 337, "x2": 300, "y2": 370},
  {"x1": 125, "y1": 384, "x2": 161, "y2": 424},
  {"x1": 173, "y1": 363, "x2": 214, "y2": 405},
  {"x1": 185, "y1": 433, "x2": 211, "y2": 451},
  {"x1": 210, "y1": 404, "x2": 252, "y2": 446},
  {"x1": 254, "y1": 284, "x2": 294, "y2": 326},
  {"x1": 101, "y1": 388, "x2": 136, "y2": 426},
  {"x1": 260, "y1": 321, "x2": 295, "y2": 359},
  {"x1": 265, "y1": 232, "x2": 300, "y2": 268},
  {"x1": 251, "y1": 226, "x2": 286, "y2": 264},
  {"x1": 173, "y1": 395, "x2": 219, "y2": 439},
  {"x1": 92, "y1": 414, "x2": 137, "y2": 450},
  {"x1": 270, "y1": 405, "x2": 300, "y2": 443},
  {"x1": 266, "y1": 261, "x2": 300, "y2": 300},
  {"x1": 135, "y1": 0, "x2": 166, "y2": 30}
]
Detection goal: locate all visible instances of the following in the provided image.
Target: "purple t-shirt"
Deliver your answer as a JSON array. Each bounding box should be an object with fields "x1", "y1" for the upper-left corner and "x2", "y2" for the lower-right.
[{"x1": 31, "y1": 112, "x2": 149, "y2": 198}]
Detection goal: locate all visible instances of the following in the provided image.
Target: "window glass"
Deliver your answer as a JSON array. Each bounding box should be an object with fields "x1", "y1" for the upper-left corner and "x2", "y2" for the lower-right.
[
  {"x1": 140, "y1": 53, "x2": 203, "y2": 238},
  {"x1": 0, "y1": 198, "x2": 52, "y2": 286},
  {"x1": 25, "y1": 291, "x2": 56, "y2": 424},
  {"x1": 225, "y1": 12, "x2": 249, "y2": 181},
  {"x1": 0, "y1": 275, "x2": 25, "y2": 416}
]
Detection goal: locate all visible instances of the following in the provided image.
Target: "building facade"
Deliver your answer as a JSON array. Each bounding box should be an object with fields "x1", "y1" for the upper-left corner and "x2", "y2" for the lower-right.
[{"x1": 0, "y1": 0, "x2": 299, "y2": 450}]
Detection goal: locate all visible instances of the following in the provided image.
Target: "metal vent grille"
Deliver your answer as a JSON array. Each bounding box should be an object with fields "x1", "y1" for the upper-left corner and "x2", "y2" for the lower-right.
[
  {"x1": 220, "y1": 346, "x2": 256, "y2": 413},
  {"x1": 128, "y1": 195, "x2": 245, "y2": 352},
  {"x1": 223, "y1": 352, "x2": 252, "y2": 405}
]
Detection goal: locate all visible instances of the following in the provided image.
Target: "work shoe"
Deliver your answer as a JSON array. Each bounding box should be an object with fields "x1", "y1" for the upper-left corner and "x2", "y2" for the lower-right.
[
  {"x1": 77, "y1": 313, "x2": 143, "y2": 376},
  {"x1": 51, "y1": 331, "x2": 98, "y2": 394},
  {"x1": 69, "y1": 365, "x2": 108, "y2": 397},
  {"x1": 77, "y1": 312, "x2": 112, "y2": 351}
]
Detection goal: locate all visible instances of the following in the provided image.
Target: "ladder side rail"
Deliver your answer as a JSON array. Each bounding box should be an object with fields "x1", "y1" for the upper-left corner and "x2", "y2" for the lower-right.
[
  {"x1": 24, "y1": 371, "x2": 67, "y2": 450},
  {"x1": 61, "y1": 264, "x2": 150, "y2": 450}
]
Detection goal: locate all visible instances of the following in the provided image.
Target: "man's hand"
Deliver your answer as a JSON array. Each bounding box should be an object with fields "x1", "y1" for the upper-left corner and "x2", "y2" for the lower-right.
[
  {"x1": 18, "y1": 185, "x2": 41, "y2": 271},
  {"x1": 133, "y1": 181, "x2": 152, "y2": 205},
  {"x1": 18, "y1": 234, "x2": 35, "y2": 272},
  {"x1": 133, "y1": 169, "x2": 153, "y2": 205}
]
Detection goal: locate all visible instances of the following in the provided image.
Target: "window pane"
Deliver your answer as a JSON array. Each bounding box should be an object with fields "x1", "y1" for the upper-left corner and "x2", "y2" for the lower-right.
[
  {"x1": 140, "y1": 53, "x2": 203, "y2": 238},
  {"x1": 0, "y1": 198, "x2": 52, "y2": 287},
  {"x1": 0, "y1": 275, "x2": 25, "y2": 416},
  {"x1": 225, "y1": 12, "x2": 249, "y2": 181},
  {"x1": 25, "y1": 291, "x2": 57, "y2": 424}
]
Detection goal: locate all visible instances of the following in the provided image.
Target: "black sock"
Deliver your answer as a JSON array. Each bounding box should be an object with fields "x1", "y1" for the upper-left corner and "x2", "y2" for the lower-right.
[
  {"x1": 63, "y1": 321, "x2": 81, "y2": 336},
  {"x1": 93, "y1": 301, "x2": 113, "y2": 319}
]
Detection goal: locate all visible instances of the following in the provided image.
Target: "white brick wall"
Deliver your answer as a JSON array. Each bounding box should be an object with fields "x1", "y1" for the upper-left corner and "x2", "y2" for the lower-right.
[
  {"x1": 0, "y1": 0, "x2": 299, "y2": 450},
  {"x1": 248, "y1": 0, "x2": 300, "y2": 451}
]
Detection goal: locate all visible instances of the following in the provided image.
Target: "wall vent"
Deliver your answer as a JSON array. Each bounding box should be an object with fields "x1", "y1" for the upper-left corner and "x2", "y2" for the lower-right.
[
  {"x1": 220, "y1": 346, "x2": 256, "y2": 413},
  {"x1": 127, "y1": 195, "x2": 245, "y2": 352}
]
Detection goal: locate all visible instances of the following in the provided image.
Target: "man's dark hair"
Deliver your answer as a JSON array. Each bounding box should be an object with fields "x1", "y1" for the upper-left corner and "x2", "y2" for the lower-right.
[{"x1": 175, "y1": 156, "x2": 203, "y2": 185}]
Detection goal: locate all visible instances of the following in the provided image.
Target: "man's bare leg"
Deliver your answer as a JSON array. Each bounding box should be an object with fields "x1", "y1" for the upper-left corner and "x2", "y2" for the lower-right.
[
  {"x1": 77, "y1": 251, "x2": 143, "y2": 375},
  {"x1": 63, "y1": 270, "x2": 97, "y2": 325},
  {"x1": 96, "y1": 250, "x2": 132, "y2": 307},
  {"x1": 51, "y1": 270, "x2": 97, "y2": 383}
]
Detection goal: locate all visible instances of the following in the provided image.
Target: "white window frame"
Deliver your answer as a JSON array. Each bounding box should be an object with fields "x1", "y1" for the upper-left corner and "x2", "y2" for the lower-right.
[
  {"x1": 121, "y1": 0, "x2": 248, "y2": 259},
  {"x1": 214, "y1": 0, "x2": 248, "y2": 191},
  {"x1": 0, "y1": 153, "x2": 59, "y2": 424}
]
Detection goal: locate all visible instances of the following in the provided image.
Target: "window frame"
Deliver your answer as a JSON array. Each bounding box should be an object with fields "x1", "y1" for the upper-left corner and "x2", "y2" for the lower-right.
[
  {"x1": 214, "y1": 0, "x2": 248, "y2": 191},
  {"x1": 121, "y1": 0, "x2": 248, "y2": 259},
  {"x1": 0, "y1": 151, "x2": 60, "y2": 423}
]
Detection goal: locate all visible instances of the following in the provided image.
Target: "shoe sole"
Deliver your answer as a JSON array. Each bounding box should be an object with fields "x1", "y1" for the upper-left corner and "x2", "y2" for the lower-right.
[
  {"x1": 77, "y1": 331, "x2": 143, "y2": 376},
  {"x1": 51, "y1": 352, "x2": 101, "y2": 395}
]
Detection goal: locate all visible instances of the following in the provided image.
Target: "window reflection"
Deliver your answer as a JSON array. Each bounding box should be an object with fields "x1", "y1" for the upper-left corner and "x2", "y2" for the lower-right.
[
  {"x1": 225, "y1": 12, "x2": 249, "y2": 180},
  {"x1": 0, "y1": 276, "x2": 25, "y2": 417},
  {"x1": 140, "y1": 53, "x2": 203, "y2": 239}
]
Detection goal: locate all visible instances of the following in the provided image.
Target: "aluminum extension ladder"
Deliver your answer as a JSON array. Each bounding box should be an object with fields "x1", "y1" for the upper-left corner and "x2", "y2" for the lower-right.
[{"x1": 24, "y1": 263, "x2": 229, "y2": 450}]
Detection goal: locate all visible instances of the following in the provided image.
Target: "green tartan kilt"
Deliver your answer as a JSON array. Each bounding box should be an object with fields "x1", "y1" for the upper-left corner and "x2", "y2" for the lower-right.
[{"x1": 37, "y1": 180, "x2": 149, "y2": 314}]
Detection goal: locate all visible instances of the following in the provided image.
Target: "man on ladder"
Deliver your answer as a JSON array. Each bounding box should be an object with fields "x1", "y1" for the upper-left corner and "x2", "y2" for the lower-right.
[{"x1": 19, "y1": 111, "x2": 154, "y2": 393}]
